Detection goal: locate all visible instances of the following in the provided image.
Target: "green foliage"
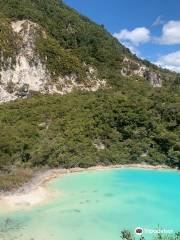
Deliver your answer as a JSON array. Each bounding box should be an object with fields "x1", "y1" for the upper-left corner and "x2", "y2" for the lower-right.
[
  {"x1": 0, "y1": 88, "x2": 179, "y2": 174},
  {"x1": 36, "y1": 35, "x2": 87, "y2": 81},
  {"x1": 121, "y1": 230, "x2": 134, "y2": 240},
  {"x1": 0, "y1": 13, "x2": 18, "y2": 70}
]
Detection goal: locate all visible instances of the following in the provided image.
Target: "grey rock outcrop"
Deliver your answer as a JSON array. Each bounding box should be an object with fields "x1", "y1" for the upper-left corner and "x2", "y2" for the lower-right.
[
  {"x1": 121, "y1": 57, "x2": 162, "y2": 87},
  {"x1": 0, "y1": 20, "x2": 106, "y2": 103}
]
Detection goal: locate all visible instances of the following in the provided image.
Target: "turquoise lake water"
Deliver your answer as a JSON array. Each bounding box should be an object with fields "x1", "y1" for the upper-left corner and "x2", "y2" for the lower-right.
[{"x1": 0, "y1": 168, "x2": 180, "y2": 240}]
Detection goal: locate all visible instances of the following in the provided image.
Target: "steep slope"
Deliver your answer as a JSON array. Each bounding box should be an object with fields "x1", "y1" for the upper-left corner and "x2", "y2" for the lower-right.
[
  {"x1": 0, "y1": 17, "x2": 106, "y2": 102},
  {"x1": 0, "y1": 0, "x2": 178, "y2": 103}
]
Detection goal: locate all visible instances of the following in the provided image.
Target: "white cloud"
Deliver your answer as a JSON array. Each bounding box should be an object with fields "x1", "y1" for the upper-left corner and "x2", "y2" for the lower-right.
[
  {"x1": 152, "y1": 16, "x2": 164, "y2": 26},
  {"x1": 113, "y1": 27, "x2": 151, "y2": 46},
  {"x1": 158, "y1": 21, "x2": 180, "y2": 44},
  {"x1": 155, "y1": 50, "x2": 180, "y2": 73}
]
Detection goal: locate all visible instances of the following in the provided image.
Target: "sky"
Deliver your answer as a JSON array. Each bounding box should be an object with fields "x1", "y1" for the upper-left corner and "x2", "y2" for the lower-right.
[{"x1": 63, "y1": 0, "x2": 180, "y2": 73}]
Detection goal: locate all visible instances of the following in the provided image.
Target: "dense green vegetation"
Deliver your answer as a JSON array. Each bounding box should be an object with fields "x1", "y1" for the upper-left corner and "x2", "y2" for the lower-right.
[
  {"x1": 0, "y1": 0, "x2": 179, "y2": 190},
  {"x1": 0, "y1": 13, "x2": 18, "y2": 70},
  {"x1": 36, "y1": 35, "x2": 87, "y2": 83},
  {"x1": 0, "y1": 87, "x2": 179, "y2": 173}
]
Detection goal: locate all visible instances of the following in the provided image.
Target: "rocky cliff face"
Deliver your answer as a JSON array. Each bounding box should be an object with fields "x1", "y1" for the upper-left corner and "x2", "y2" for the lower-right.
[
  {"x1": 0, "y1": 20, "x2": 106, "y2": 103},
  {"x1": 0, "y1": 20, "x2": 49, "y2": 102},
  {"x1": 121, "y1": 57, "x2": 162, "y2": 87},
  {"x1": 0, "y1": 19, "x2": 161, "y2": 104}
]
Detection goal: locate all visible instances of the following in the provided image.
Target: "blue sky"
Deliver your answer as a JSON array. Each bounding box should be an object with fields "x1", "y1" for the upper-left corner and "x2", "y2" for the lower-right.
[{"x1": 64, "y1": 0, "x2": 180, "y2": 72}]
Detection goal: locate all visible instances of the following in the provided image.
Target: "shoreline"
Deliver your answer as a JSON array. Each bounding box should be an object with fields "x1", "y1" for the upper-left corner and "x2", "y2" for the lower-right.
[{"x1": 0, "y1": 164, "x2": 176, "y2": 210}]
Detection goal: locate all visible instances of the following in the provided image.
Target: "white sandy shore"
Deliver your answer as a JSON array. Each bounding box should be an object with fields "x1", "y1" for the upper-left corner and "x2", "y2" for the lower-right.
[{"x1": 0, "y1": 164, "x2": 173, "y2": 210}]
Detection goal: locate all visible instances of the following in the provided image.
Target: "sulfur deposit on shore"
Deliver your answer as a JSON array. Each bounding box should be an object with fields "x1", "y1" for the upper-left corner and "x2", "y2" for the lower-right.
[{"x1": 0, "y1": 164, "x2": 171, "y2": 211}]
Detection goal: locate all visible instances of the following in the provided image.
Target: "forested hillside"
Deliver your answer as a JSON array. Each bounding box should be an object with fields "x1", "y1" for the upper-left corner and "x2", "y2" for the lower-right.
[
  {"x1": 0, "y1": 0, "x2": 178, "y2": 88},
  {"x1": 0, "y1": 0, "x2": 179, "y2": 190},
  {"x1": 0, "y1": 86, "x2": 179, "y2": 190}
]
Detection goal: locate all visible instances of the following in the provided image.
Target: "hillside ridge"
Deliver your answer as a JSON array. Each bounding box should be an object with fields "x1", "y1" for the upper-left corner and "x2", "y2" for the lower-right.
[{"x1": 0, "y1": 0, "x2": 178, "y2": 102}]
